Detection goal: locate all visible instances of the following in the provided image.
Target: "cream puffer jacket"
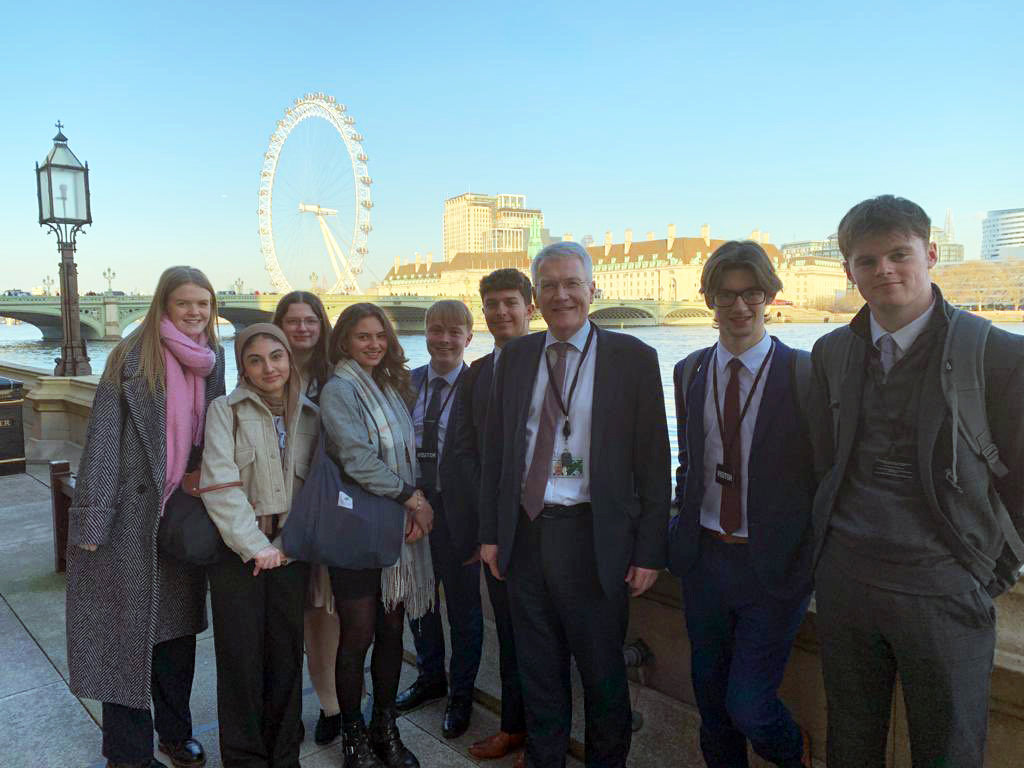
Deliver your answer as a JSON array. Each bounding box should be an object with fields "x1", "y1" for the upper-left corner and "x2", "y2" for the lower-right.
[{"x1": 200, "y1": 387, "x2": 319, "y2": 561}]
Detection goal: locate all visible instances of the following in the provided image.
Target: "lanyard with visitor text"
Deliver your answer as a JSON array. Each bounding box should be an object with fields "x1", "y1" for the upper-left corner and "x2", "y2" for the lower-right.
[
  {"x1": 417, "y1": 369, "x2": 465, "y2": 422},
  {"x1": 543, "y1": 323, "x2": 596, "y2": 441},
  {"x1": 712, "y1": 340, "x2": 774, "y2": 461}
]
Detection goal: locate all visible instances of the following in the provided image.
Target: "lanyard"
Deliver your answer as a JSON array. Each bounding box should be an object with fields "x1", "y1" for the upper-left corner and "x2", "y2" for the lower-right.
[
  {"x1": 417, "y1": 369, "x2": 464, "y2": 422},
  {"x1": 543, "y1": 324, "x2": 596, "y2": 440},
  {"x1": 712, "y1": 340, "x2": 774, "y2": 461}
]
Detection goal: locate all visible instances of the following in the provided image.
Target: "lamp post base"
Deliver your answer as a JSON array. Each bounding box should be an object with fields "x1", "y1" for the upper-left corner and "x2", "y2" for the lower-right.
[{"x1": 54, "y1": 243, "x2": 92, "y2": 377}]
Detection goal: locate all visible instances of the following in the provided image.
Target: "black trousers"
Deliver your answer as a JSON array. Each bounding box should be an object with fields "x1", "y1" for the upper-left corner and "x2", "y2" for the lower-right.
[
  {"x1": 102, "y1": 634, "x2": 196, "y2": 763},
  {"x1": 208, "y1": 556, "x2": 310, "y2": 768},
  {"x1": 506, "y1": 508, "x2": 631, "y2": 768},
  {"x1": 815, "y1": 554, "x2": 996, "y2": 768},
  {"x1": 485, "y1": 567, "x2": 527, "y2": 734}
]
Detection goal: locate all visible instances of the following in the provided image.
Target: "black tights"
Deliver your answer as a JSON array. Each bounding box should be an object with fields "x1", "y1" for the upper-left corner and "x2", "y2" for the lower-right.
[{"x1": 331, "y1": 571, "x2": 406, "y2": 723}]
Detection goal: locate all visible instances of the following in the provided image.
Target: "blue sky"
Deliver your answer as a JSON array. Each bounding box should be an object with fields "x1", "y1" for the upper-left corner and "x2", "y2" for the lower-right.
[{"x1": 1, "y1": 0, "x2": 1021, "y2": 294}]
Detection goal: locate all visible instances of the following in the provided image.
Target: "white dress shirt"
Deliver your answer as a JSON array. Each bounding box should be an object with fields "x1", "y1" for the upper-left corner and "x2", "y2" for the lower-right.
[
  {"x1": 699, "y1": 332, "x2": 774, "y2": 536},
  {"x1": 413, "y1": 363, "x2": 462, "y2": 490},
  {"x1": 868, "y1": 298, "x2": 935, "y2": 369},
  {"x1": 522, "y1": 320, "x2": 596, "y2": 505}
]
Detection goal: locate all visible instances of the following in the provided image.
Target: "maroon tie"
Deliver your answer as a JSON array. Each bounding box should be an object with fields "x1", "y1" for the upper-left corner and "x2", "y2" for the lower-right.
[
  {"x1": 523, "y1": 342, "x2": 569, "y2": 519},
  {"x1": 719, "y1": 358, "x2": 743, "y2": 534}
]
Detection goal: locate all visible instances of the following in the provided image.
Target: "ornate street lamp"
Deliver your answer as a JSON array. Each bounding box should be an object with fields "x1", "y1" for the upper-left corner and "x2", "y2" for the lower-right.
[
  {"x1": 36, "y1": 122, "x2": 92, "y2": 375},
  {"x1": 103, "y1": 267, "x2": 116, "y2": 293}
]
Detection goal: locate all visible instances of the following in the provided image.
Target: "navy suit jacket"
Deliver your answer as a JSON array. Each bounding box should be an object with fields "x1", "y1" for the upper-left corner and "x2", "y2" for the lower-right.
[
  {"x1": 668, "y1": 338, "x2": 815, "y2": 600},
  {"x1": 478, "y1": 326, "x2": 671, "y2": 598},
  {"x1": 410, "y1": 362, "x2": 474, "y2": 562}
]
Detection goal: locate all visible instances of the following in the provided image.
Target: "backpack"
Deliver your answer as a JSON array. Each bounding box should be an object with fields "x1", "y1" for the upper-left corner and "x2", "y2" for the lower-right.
[{"x1": 819, "y1": 309, "x2": 1024, "y2": 594}]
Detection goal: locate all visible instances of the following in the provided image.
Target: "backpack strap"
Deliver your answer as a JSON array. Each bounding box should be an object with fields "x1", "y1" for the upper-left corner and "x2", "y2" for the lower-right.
[
  {"x1": 679, "y1": 346, "x2": 710, "y2": 419},
  {"x1": 941, "y1": 309, "x2": 1008, "y2": 482},
  {"x1": 789, "y1": 347, "x2": 812, "y2": 430}
]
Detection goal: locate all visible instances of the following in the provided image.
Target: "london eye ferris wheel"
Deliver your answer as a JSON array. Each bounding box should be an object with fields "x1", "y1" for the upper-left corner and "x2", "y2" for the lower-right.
[{"x1": 258, "y1": 92, "x2": 373, "y2": 294}]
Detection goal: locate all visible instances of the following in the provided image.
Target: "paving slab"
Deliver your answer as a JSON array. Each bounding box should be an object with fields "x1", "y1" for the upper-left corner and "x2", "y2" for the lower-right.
[
  {"x1": 0, "y1": 680, "x2": 99, "y2": 768},
  {"x1": 0, "y1": 596, "x2": 62, "y2": 699}
]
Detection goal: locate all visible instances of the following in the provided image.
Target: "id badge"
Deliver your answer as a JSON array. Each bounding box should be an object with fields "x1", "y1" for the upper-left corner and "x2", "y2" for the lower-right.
[
  {"x1": 552, "y1": 450, "x2": 585, "y2": 478},
  {"x1": 416, "y1": 449, "x2": 437, "y2": 462},
  {"x1": 715, "y1": 463, "x2": 735, "y2": 487},
  {"x1": 873, "y1": 456, "x2": 914, "y2": 481}
]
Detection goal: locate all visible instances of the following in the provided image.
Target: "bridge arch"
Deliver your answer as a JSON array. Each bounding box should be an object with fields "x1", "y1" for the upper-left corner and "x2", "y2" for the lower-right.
[
  {"x1": 0, "y1": 308, "x2": 106, "y2": 341},
  {"x1": 589, "y1": 306, "x2": 655, "y2": 320},
  {"x1": 664, "y1": 307, "x2": 714, "y2": 320}
]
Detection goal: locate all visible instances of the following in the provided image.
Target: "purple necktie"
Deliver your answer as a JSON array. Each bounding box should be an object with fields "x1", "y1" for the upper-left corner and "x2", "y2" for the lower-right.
[{"x1": 523, "y1": 342, "x2": 569, "y2": 519}]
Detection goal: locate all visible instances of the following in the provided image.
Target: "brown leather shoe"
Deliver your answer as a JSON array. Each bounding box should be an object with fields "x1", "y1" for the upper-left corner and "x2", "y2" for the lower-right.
[
  {"x1": 800, "y1": 726, "x2": 813, "y2": 768},
  {"x1": 468, "y1": 731, "x2": 526, "y2": 760}
]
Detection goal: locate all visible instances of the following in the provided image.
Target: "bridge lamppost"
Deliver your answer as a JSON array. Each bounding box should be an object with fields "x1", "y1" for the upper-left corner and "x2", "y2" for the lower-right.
[
  {"x1": 36, "y1": 122, "x2": 92, "y2": 376},
  {"x1": 103, "y1": 267, "x2": 116, "y2": 293},
  {"x1": 233, "y1": 278, "x2": 244, "y2": 295},
  {"x1": 42, "y1": 275, "x2": 55, "y2": 297}
]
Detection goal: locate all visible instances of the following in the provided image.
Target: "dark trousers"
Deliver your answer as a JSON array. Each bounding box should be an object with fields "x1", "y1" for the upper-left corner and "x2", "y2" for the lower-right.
[
  {"x1": 208, "y1": 555, "x2": 310, "y2": 768},
  {"x1": 815, "y1": 555, "x2": 996, "y2": 768},
  {"x1": 506, "y1": 508, "x2": 631, "y2": 768},
  {"x1": 408, "y1": 494, "x2": 484, "y2": 699},
  {"x1": 102, "y1": 634, "x2": 196, "y2": 763},
  {"x1": 485, "y1": 567, "x2": 527, "y2": 733},
  {"x1": 681, "y1": 534, "x2": 808, "y2": 768}
]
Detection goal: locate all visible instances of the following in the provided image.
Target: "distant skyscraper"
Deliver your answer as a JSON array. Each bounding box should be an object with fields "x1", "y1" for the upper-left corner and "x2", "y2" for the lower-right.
[
  {"x1": 932, "y1": 210, "x2": 964, "y2": 264},
  {"x1": 981, "y1": 208, "x2": 1024, "y2": 261},
  {"x1": 442, "y1": 192, "x2": 544, "y2": 261}
]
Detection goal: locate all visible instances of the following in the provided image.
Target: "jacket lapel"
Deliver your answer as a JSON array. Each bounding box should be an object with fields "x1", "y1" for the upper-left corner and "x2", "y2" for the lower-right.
[
  {"x1": 750, "y1": 340, "x2": 791, "y2": 452},
  {"x1": 516, "y1": 334, "x2": 547, "y2": 472},
  {"x1": 590, "y1": 326, "x2": 618, "y2": 472},
  {"x1": 835, "y1": 334, "x2": 867, "y2": 469},
  {"x1": 121, "y1": 347, "x2": 165, "y2": 492},
  {"x1": 687, "y1": 347, "x2": 711, "y2": 500}
]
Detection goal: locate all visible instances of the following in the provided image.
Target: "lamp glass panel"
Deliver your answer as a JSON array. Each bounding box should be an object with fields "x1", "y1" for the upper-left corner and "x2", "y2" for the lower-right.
[
  {"x1": 49, "y1": 167, "x2": 88, "y2": 222},
  {"x1": 37, "y1": 167, "x2": 52, "y2": 220}
]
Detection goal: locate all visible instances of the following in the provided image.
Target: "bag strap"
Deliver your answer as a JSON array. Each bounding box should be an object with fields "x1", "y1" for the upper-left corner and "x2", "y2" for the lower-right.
[
  {"x1": 679, "y1": 347, "x2": 709, "y2": 419},
  {"x1": 790, "y1": 347, "x2": 812, "y2": 430},
  {"x1": 940, "y1": 309, "x2": 1023, "y2": 568},
  {"x1": 821, "y1": 326, "x2": 855, "y2": 451}
]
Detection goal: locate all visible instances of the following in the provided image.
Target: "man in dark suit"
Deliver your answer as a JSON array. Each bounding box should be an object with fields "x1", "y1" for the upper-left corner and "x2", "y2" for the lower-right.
[
  {"x1": 396, "y1": 299, "x2": 481, "y2": 739},
  {"x1": 479, "y1": 242, "x2": 670, "y2": 768},
  {"x1": 669, "y1": 241, "x2": 814, "y2": 768},
  {"x1": 453, "y1": 268, "x2": 535, "y2": 762},
  {"x1": 809, "y1": 196, "x2": 1024, "y2": 767}
]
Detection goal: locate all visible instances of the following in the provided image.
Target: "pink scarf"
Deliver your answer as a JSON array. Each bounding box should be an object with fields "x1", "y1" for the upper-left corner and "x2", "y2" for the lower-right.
[{"x1": 160, "y1": 315, "x2": 216, "y2": 509}]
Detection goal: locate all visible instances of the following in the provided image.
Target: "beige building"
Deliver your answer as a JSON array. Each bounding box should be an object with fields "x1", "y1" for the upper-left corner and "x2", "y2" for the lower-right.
[{"x1": 442, "y1": 192, "x2": 544, "y2": 261}]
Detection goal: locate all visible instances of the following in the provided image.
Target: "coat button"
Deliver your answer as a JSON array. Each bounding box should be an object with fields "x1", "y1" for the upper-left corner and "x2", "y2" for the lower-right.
[{"x1": 137, "y1": 484, "x2": 147, "y2": 494}]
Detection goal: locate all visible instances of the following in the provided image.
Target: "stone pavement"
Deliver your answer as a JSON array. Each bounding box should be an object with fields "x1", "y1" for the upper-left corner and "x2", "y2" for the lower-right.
[{"x1": 0, "y1": 467, "x2": 801, "y2": 768}]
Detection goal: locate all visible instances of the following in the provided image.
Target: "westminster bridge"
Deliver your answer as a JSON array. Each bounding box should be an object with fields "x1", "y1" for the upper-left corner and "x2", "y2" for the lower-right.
[{"x1": 0, "y1": 294, "x2": 713, "y2": 340}]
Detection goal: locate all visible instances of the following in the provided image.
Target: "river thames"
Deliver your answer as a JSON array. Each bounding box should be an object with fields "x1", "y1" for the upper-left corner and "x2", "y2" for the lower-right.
[{"x1": 2, "y1": 320, "x2": 1022, "y2": 461}]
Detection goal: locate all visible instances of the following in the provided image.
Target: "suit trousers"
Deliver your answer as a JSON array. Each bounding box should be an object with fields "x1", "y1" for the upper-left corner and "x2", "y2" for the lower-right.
[
  {"x1": 408, "y1": 494, "x2": 484, "y2": 699},
  {"x1": 815, "y1": 553, "x2": 996, "y2": 768},
  {"x1": 208, "y1": 555, "x2": 310, "y2": 768},
  {"x1": 102, "y1": 633, "x2": 196, "y2": 763},
  {"x1": 485, "y1": 566, "x2": 526, "y2": 733},
  {"x1": 681, "y1": 535, "x2": 808, "y2": 768},
  {"x1": 507, "y1": 508, "x2": 631, "y2": 768}
]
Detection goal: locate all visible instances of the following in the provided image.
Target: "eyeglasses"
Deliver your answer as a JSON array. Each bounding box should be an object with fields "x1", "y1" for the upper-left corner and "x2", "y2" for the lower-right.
[
  {"x1": 711, "y1": 288, "x2": 767, "y2": 307},
  {"x1": 538, "y1": 278, "x2": 587, "y2": 294}
]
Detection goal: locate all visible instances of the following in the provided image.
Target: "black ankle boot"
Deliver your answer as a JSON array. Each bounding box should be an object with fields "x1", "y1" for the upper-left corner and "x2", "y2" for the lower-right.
[
  {"x1": 369, "y1": 707, "x2": 419, "y2": 768},
  {"x1": 342, "y1": 719, "x2": 386, "y2": 768}
]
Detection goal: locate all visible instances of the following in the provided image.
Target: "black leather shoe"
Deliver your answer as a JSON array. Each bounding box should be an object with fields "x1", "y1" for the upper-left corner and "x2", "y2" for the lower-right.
[
  {"x1": 369, "y1": 707, "x2": 420, "y2": 768},
  {"x1": 157, "y1": 739, "x2": 206, "y2": 768},
  {"x1": 441, "y1": 696, "x2": 473, "y2": 739},
  {"x1": 394, "y1": 677, "x2": 446, "y2": 712},
  {"x1": 106, "y1": 761, "x2": 169, "y2": 768},
  {"x1": 315, "y1": 709, "x2": 342, "y2": 745},
  {"x1": 342, "y1": 719, "x2": 387, "y2": 768}
]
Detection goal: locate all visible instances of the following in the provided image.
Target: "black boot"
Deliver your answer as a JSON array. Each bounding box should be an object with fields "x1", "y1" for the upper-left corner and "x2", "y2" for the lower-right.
[
  {"x1": 369, "y1": 707, "x2": 419, "y2": 768},
  {"x1": 342, "y1": 719, "x2": 386, "y2": 768}
]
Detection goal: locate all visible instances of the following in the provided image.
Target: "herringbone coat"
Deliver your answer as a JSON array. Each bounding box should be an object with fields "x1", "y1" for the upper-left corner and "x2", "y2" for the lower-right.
[{"x1": 65, "y1": 340, "x2": 225, "y2": 709}]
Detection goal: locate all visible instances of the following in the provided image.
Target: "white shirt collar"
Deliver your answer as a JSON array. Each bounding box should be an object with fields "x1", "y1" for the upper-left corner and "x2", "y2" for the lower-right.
[
  {"x1": 427, "y1": 363, "x2": 461, "y2": 387},
  {"x1": 492, "y1": 345, "x2": 502, "y2": 365},
  {"x1": 544, "y1": 319, "x2": 592, "y2": 352},
  {"x1": 869, "y1": 297, "x2": 935, "y2": 354},
  {"x1": 714, "y1": 331, "x2": 773, "y2": 375}
]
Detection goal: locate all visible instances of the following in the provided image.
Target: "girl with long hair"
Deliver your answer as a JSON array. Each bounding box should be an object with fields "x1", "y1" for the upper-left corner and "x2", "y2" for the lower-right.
[
  {"x1": 320, "y1": 303, "x2": 434, "y2": 768},
  {"x1": 201, "y1": 323, "x2": 318, "y2": 767},
  {"x1": 66, "y1": 266, "x2": 224, "y2": 768},
  {"x1": 272, "y1": 291, "x2": 342, "y2": 745}
]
